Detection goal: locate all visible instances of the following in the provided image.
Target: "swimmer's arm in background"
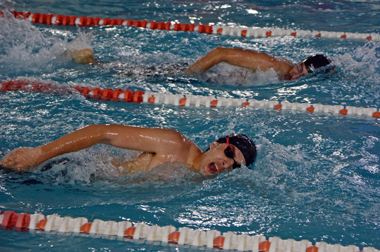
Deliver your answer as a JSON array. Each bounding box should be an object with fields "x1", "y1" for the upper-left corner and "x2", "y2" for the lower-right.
[
  {"x1": 0, "y1": 124, "x2": 193, "y2": 171},
  {"x1": 185, "y1": 47, "x2": 293, "y2": 75}
]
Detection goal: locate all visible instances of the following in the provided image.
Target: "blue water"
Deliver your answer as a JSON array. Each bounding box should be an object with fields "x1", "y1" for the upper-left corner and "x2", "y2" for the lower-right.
[{"x1": 1, "y1": 0, "x2": 380, "y2": 251}]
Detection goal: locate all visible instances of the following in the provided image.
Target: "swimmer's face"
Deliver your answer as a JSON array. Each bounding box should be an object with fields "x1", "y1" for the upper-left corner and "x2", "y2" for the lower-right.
[
  {"x1": 200, "y1": 142, "x2": 246, "y2": 175},
  {"x1": 286, "y1": 62, "x2": 309, "y2": 80}
]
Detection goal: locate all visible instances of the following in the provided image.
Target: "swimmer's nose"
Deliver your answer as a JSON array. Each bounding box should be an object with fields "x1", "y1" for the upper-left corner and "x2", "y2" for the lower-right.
[{"x1": 289, "y1": 72, "x2": 301, "y2": 80}]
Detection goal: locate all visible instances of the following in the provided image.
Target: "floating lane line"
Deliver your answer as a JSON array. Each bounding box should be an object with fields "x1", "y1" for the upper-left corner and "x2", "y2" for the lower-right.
[
  {"x1": 0, "y1": 210, "x2": 378, "y2": 251},
  {"x1": 1, "y1": 80, "x2": 379, "y2": 118},
  {"x1": 1, "y1": 10, "x2": 379, "y2": 41}
]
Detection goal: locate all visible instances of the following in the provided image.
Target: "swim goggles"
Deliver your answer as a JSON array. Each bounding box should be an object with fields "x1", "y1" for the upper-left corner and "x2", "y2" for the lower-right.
[
  {"x1": 296, "y1": 63, "x2": 307, "y2": 77},
  {"x1": 224, "y1": 137, "x2": 242, "y2": 169}
]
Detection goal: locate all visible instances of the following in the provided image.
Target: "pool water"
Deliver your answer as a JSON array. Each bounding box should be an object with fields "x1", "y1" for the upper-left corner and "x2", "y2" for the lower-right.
[{"x1": 1, "y1": 0, "x2": 380, "y2": 251}]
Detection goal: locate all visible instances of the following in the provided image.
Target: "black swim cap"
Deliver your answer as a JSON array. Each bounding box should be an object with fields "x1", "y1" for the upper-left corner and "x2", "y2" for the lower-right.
[
  {"x1": 216, "y1": 133, "x2": 257, "y2": 167},
  {"x1": 303, "y1": 54, "x2": 331, "y2": 73}
]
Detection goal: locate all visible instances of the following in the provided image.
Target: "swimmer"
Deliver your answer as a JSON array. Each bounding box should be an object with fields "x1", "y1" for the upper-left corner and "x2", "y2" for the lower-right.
[
  {"x1": 185, "y1": 47, "x2": 332, "y2": 81},
  {"x1": 68, "y1": 48, "x2": 97, "y2": 65},
  {"x1": 0, "y1": 124, "x2": 257, "y2": 176},
  {"x1": 70, "y1": 47, "x2": 331, "y2": 81}
]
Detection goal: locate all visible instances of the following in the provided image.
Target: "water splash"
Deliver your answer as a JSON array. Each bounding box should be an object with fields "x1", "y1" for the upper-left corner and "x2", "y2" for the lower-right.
[
  {"x1": 0, "y1": 6, "x2": 94, "y2": 78},
  {"x1": 197, "y1": 62, "x2": 280, "y2": 86},
  {"x1": 335, "y1": 41, "x2": 380, "y2": 81}
]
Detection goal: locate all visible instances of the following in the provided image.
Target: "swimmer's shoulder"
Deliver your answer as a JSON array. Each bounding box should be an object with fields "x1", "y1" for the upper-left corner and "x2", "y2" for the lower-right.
[
  {"x1": 152, "y1": 128, "x2": 202, "y2": 165},
  {"x1": 161, "y1": 128, "x2": 199, "y2": 152},
  {"x1": 272, "y1": 56, "x2": 294, "y2": 76}
]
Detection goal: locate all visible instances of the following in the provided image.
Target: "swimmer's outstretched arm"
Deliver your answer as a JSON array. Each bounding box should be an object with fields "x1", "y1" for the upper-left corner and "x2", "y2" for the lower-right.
[
  {"x1": 0, "y1": 124, "x2": 198, "y2": 171},
  {"x1": 185, "y1": 47, "x2": 293, "y2": 75}
]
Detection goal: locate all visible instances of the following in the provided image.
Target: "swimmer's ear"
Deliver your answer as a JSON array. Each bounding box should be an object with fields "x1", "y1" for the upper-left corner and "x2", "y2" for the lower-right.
[
  {"x1": 204, "y1": 142, "x2": 219, "y2": 152},
  {"x1": 209, "y1": 142, "x2": 218, "y2": 149}
]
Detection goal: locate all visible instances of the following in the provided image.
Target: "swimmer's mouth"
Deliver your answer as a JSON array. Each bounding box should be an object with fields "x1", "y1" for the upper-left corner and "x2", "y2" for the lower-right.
[
  {"x1": 285, "y1": 74, "x2": 292, "y2": 81},
  {"x1": 208, "y1": 163, "x2": 218, "y2": 174}
]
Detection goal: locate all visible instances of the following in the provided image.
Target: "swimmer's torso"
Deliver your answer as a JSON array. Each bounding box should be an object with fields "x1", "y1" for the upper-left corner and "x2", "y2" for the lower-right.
[
  {"x1": 111, "y1": 152, "x2": 154, "y2": 175},
  {"x1": 111, "y1": 151, "x2": 193, "y2": 175}
]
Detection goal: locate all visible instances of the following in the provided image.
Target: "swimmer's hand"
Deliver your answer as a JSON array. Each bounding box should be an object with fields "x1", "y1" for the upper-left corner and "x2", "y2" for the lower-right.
[
  {"x1": 69, "y1": 49, "x2": 96, "y2": 65},
  {"x1": 0, "y1": 147, "x2": 42, "y2": 171}
]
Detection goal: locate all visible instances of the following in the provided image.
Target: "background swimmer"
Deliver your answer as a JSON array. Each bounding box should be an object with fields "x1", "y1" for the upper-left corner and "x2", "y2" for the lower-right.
[
  {"x1": 185, "y1": 47, "x2": 332, "y2": 80},
  {"x1": 0, "y1": 124, "x2": 257, "y2": 176},
  {"x1": 70, "y1": 46, "x2": 331, "y2": 81}
]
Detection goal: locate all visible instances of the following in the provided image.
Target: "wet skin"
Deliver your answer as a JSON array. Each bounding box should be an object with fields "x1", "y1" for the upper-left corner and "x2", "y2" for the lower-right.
[
  {"x1": 285, "y1": 62, "x2": 309, "y2": 80},
  {"x1": 185, "y1": 47, "x2": 309, "y2": 81},
  {"x1": 70, "y1": 47, "x2": 309, "y2": 81},
  {"x1": 197, "y1": 142, "x2": 246, "y2": 175},
  {"x1": 0, "y1": 124, "x2": 246, "y2": 176}
]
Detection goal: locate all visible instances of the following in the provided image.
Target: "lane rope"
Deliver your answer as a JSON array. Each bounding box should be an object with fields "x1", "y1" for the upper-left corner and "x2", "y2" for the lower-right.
[
  {"x1": 1, "y1": 10, "x2": 379, "y2": 41},
  {"x1": 0, "y1": 210, "x2": 378, "y2": 251},
  {"x1": 1, "y1": 79, "x2": 380, "y2": 118}
]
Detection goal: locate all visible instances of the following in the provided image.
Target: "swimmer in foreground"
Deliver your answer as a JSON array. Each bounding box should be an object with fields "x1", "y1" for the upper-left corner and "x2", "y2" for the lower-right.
[
  {"x1": 70, "y1": 47, "x2": 331, "y2": 81},
  {"x1": 0, "y1": 124, "x2": 257, "y2": 176}
]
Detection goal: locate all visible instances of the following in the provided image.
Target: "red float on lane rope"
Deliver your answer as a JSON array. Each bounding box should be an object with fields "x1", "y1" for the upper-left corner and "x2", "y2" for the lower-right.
[
  {"x1": 213, "y1": 235, "x2": 225, "y2": 249},
  {"x1": 80, "y1": 222, "x2": 92, "y2": 233},
  {"x1": 124, "y1": 226, "x2": 136, "y2": 238},
  {"x1": 168, "y1": 231, "x2": 181, "y2": 244}
]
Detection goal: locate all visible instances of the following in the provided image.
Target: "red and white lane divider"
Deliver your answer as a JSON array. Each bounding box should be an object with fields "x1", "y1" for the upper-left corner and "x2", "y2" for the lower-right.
[
  {"x1": 1, "y1": 79, "x2": 380, "y2": 118},
  {"x1": 1, "y1": 10, "x2": 379, "y2": 41},
  {"x1": 0, "y1": 210, "x2": 378, "y2": 251}
]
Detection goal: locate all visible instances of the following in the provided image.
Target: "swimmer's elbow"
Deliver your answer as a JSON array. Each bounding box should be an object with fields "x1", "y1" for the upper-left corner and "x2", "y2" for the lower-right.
[
  {"x1": 212, "y1": 46, "x2": 226, "y2": 58},
  {"x1": 82, "y1": 124, "x2": 111, "y2": 142}
]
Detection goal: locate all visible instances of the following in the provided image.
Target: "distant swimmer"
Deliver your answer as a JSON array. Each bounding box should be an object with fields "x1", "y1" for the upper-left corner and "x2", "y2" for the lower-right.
[
  {"x1": 185, "y1": 47, "x2": 332, "y2": 81},
  {"x1": 0, "y1": 124, "x2": 257, "y2": 176},
  {"x1": 68, "y1": 48, "x2": 96, "y2": 65},
  {"x1": 69, "y1": 47, "x2": 332, "y2": 81}
]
